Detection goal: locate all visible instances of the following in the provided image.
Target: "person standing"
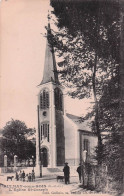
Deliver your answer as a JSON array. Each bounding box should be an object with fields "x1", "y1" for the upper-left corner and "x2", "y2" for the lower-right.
[
  {"x1": 19, "y1": 170, "x2": 22, "y2": 181},
  {"x1": 31, "y1": 170, "x2": 35, "y2": 181},
  {"x1": 25, "y1": 174, "x2": 28, "y2": 182},
  {"x1": 28, "y1": 173, "x2": 31, "y2": 182},
  {"x1": 77, "y1": 163, "x2": 82, "y2": 183},
  {"x1": 63, "y1": 162, "x2": 70, "y2": 184},
  {"x1": 22, "y1": 171, "x2": 25, "y2": 182},
  {"x1": 15, "y1": 172, "x2": 19, "y2": 181}
]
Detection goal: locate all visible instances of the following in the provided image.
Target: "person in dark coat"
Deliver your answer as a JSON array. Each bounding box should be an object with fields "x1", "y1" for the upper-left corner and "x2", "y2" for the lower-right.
[
  {"x1": 77, "y1": 163, "x2": 82, "y2": 183},
  {"x1": 63, "y1": 162, "x2": 70, "y2": 184},
  {"x1": 15, "y1": 172, "x2": 19, "y2": 181},
  {"x1": 22, "y1": 171, "x2": 25, "y2": 182}
]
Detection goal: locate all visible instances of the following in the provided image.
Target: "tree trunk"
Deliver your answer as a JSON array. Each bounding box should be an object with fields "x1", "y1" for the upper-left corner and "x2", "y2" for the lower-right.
[
  {"x1": 92, "y1": 52, "x2": 102, "y2": 165},
  {"x1": 92, "y1": 2, "x2": 103, "y2": 165}
]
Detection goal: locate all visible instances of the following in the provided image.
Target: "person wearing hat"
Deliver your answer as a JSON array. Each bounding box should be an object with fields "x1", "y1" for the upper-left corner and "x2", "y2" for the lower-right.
[{"x1": 63, "y1": 162, "x2": 70, "y2": 184}]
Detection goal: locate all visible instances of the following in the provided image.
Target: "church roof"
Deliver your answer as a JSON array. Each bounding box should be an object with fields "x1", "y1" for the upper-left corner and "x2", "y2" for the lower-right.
[
  {"x1": 66, "y1": 113, "x2": 108, "y2": 136},
  {"x1": 39, "y1": 23, "x2": 59, "y2": 85},
  {"x1": 66, "y1": 113, "x2": 91, "y2": 132}
]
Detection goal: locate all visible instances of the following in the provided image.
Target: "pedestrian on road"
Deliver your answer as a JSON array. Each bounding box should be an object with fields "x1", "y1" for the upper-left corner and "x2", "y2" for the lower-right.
[
  {"x1": 28, "y1": 173, "x2": 31, "y2": 182},
  {"x1": 31, "y1": 170, "x2": 35, "y2": 181},
  {"x1": 77, "y1": 163, "x2": 82, "y2": 183},
  {"x1": 63, "y1": 162, "x2": 70, "y2": 184},
  {"x1": 19, "y1": 170, "x2": 22, "y2": 181},
  {"x1": 15, "y1": 172, "x2": 19, "y2": 181},
  {"x1": 25, "y1": 174, "x2": 28, "y2": 182},
  {"x1": 22, "y1": 171, "x2": 25, "y2": 181}
]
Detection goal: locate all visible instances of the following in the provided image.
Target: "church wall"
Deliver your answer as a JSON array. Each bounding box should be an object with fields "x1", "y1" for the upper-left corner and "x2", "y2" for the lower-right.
[
  {"x1": 64, "y1": 116, "x2": 79, "y2": 165},
  {"x1": 37, "y1": 83, "x2": 65, "y2": 167},
  {"x1": 37, "y1": 83, "x2": 57, "y2": 168},
  {"x1": 55, "y1": 110, "x2": 65, "y2": 166}
]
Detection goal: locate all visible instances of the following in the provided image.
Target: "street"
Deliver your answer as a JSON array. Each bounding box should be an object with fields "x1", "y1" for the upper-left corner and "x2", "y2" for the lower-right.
[{"x1": 0, "y1": 169, "x2": 110, "y2": 196}]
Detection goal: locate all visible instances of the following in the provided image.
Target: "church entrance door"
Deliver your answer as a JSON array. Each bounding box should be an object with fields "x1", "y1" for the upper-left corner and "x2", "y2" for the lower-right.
[{"x1": 41, "y1": 148, "x2": 48, "y2": 167}]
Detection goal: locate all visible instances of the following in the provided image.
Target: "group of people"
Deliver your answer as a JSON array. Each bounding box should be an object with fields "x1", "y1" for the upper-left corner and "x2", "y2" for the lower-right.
[
  {"x1": 63, "y1": 163, "x2": 82, "y2": 184},
  {"x1": 15, "y1": 170, "x2": 35, "y2": 182},
  {"x1": 15, "y1": 163, "x2": 81, "y2": 184}
]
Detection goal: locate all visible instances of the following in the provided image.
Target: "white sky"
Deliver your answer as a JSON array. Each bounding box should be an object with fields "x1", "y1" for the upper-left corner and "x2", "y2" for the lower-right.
[{"x1": 0, "y1": 0, "x2": 91, "y2": 129}]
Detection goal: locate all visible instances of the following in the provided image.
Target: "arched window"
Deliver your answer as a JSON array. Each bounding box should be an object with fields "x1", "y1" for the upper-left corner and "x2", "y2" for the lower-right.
[
  {"x1": 40, "y1": 123, "x2": 50, "y2": 142},
  {"x1": 54, "y1": 88, "x2": 63, "y2": 111},
  {"x1": 40, "y1": 90, "x2": 49, "y2": 109}
]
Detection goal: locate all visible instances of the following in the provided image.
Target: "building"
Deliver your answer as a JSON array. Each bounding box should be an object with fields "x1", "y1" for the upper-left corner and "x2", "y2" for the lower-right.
[
  {"x1": 36, "y1": 23, "x2": 98, "y2": 174},
  {"x1": 64, "y1": 113, "x2": 97, "y2": 166}
]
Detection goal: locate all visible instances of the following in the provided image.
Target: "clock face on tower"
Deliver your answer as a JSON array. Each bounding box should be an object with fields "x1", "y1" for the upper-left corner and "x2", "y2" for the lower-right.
[{"x1": 42, "y1": 111, "x2": 47, "y2": 117}]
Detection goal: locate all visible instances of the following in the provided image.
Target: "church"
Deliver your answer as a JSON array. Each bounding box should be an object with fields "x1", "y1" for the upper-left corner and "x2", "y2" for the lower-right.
[{"x1": 36, "y1": 23, "x2": 98, "y2": 175}]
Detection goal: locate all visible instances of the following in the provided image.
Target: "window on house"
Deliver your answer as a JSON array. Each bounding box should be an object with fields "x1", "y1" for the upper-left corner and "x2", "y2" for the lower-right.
[
  {"x1": 40, "y1": 123, "x2": 50, "y2": 142},
  {"x1": 40, "y1": 90, "x2": 49, "y2": 109}
]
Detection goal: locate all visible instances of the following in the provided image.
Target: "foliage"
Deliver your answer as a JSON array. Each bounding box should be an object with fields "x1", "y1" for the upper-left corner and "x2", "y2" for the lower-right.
[
  {"x1": 51, "y1": 0, "x2": 120, "y2": 63},
  {"x1": 0, "y1": 119, "x2": 36, "y2": 165},
  {"x1": 49, "y1": 1, "x2": 123, "y2": 191},
  {"x1": 50, "y1": 0, "x2": 120, "y2": 100},
  {"x1": 98, "y1": 72, "x2": 124, "y2": 184},
  {"x1": 50, "y1": 0, "x2": 120, "y2": 164},
  {"x1": 86, "y1": 60, "x2": 123, "y2": 193}
]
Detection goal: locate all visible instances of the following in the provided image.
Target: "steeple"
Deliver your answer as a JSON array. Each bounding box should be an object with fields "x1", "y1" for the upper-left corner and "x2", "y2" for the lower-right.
[{"x1": 39, "y1": 22, "x2": 59, "y2": 85}]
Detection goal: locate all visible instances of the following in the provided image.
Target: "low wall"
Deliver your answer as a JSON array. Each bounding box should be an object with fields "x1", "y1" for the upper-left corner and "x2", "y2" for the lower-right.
[{"x1": 0, "y1": 167, "x2": 29, "y2": 173}]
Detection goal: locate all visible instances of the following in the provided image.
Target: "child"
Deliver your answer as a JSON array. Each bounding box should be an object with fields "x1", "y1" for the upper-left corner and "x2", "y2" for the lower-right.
[
  {"x1": 25, "y1": 174, "x2": 28, "y2": 182},
  {"x1": 28, "y1": 173, "x2": 31, "y2": 182},
  {"x1": 31, "y1": 170, "x2": 35, "y2": 181}
]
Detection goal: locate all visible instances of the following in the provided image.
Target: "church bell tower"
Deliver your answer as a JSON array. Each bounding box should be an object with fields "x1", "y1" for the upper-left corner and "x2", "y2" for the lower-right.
[{"x1": 36, "y1": 23, "x2": 65, "y2": 170}]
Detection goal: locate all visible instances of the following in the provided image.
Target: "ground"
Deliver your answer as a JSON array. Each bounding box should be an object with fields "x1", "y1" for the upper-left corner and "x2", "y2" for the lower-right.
[{"x1": 0, "y1": 167, "x2": 111, "y2": 196}]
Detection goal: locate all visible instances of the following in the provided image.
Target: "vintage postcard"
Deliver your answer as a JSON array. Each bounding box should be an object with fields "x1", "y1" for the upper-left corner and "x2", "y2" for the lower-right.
[{"x1": 0, "y1": 0, "x2": 123, "y2": 196}]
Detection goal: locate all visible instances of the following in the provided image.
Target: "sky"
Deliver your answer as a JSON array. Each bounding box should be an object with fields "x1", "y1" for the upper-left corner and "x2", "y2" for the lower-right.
[{"x1": 0, "y1": 0, "x2": 92, "y2": 129}]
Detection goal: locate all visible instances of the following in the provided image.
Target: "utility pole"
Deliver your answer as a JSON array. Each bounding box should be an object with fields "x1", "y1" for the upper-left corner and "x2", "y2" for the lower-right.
[{"x1": 37, "y1": 105, "x2": 42, "y2": 177}]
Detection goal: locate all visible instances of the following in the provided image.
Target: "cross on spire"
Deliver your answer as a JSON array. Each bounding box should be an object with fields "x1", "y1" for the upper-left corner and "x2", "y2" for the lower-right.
[
  {"x1": 47, "y1": 10, "x2": 51, "y2": 23},
  {"x1": 39, "y1": 13, "x2": 59, "y2": 86}
]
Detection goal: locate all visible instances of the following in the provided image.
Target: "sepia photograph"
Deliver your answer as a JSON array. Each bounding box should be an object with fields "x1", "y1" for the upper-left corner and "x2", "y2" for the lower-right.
[{"x1": 0, "y1": 0, "x2": 124, "y2": 195}]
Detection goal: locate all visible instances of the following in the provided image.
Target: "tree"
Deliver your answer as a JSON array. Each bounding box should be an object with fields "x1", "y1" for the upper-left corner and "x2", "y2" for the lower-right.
[
  {"x1": 0, "y1": 119, "x2": 36, "y2": 166},
  {"x1": 96, "y1": 71, "x2": 124, "y2": 192},
  {"x1": 99, "y1": 1, "x2": 124, "y2": 193},
  {"x1": 50, "y1": 0, "x2": 120, "y2": 164}
]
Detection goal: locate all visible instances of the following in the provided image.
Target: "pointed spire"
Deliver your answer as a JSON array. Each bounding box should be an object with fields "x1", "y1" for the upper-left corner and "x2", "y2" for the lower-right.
[
  {"x1": 48, "y1": 10, "x2": 50, "y2": 22},
  {"x1": 39, "y1": 14, "x2": 59, "y2": 86}
]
